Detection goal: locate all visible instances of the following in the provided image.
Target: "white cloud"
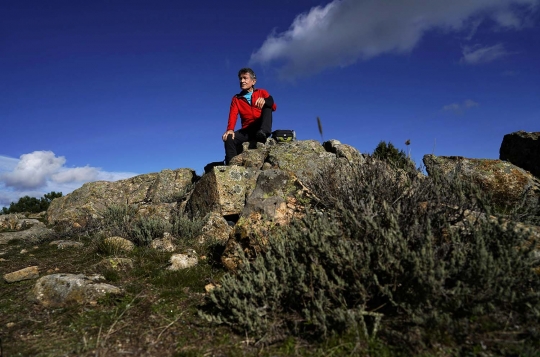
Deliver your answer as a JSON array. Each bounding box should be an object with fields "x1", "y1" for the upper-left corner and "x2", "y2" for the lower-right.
[
  {"x1": 51, "y1": 166, "x2": 100, "y2": 184},
  {"x1": 442, "y1": 99, "x2": 479, "y2": 114},
  {"x1": 460, "y1": 43, "x2": 510, "y2": 64},
  {"x1": 0, "y1": 151, "x2": 138, "y2": 208},
  {"x1": 2, "y1": 151, "x2": 65, "y2": 189},
  {"x1": 250, "y1": 0, "x2": 538, "y2": 78},
  {"x1": 0, "y1": 155, "x2": 19, "y2": 172}
]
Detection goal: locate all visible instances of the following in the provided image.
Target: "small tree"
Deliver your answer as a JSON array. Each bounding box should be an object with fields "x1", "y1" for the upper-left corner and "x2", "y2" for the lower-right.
[
  {"x1": 373, "y1": 141, "x2": 416, "y2": 172},
  {"x1": 1, "y1": 191, "x2": 63, "y2": 214}
]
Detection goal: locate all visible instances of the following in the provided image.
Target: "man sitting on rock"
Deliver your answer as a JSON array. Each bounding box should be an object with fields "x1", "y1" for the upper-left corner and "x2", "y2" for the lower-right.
[{"x1": 222, "y1": 68, "x2": 277, "y2": 164}]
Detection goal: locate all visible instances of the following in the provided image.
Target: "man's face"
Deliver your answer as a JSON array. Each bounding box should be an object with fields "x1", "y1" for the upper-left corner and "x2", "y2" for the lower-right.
[{"x1": 239, "y1": 73, "x2": 256, "y2": 91}]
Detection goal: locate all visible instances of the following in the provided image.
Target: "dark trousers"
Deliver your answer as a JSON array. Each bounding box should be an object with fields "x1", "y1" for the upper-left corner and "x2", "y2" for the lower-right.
[{"x1": 224, "y1": 107, "x2": 272, "y2": 164}]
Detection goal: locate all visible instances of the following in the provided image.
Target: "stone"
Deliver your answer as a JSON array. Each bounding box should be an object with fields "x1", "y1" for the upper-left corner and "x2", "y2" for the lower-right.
[
  {"x1": 265, "y1": 140, "x2": 336, "y2": 182},
  {"x1": 195, "y1": 212, "x2": 233, "y2": 243},
  {"x1": 0, "y1": 218, "x2": 52, "y2": 245},
  {"x1": 500, "y1": 131, "x2": 540, "y2": 178},
  {"x1": 49, "y1": 240, "x2": 84, "y2": 249},
  {"x1": 0, "y1": 214, "x2": 25, "y2": 231},
  {"x1": 168, "y1": 250, "x2": 198, "y2": 271},
  {"x1": 205, "y1": 283, "x2": 220, "y2": 293},
  {"x1": 4, "y1": 266, "x2": 39, "y2": 283},
  {"x1": 423, "y1": 155, "x2": 540, "y2": 210},
  {"x1": 47, "y1": 168, "x2": 197, "y2": 226},
  {"x1": 96, "y1": 258, "x2": 134, "y2": 270},
  {"x1": 150, "y1": 235, "x2": 176, "y2": 252},
  {"x1": 221, "y1": 169, "x2": 312, "y2": 271},
  {"x1": 229, "y1": 141, "x2": 270, "y2": 169},
  {"x1": 103, "y1": 236, "x2": 135, "y2": 252},
  {"x1": 27, "y1": 211, "x2": 46, "y2": 219},
  {"x1": 185, "y1": 165, "x2": 260, "y2": 218},
  {"x1": 323, "y1": 139, "x2": 365, "y2": 164},
  {"x1": 30, "y1": 273, "x2": 123, "y2": 307}
]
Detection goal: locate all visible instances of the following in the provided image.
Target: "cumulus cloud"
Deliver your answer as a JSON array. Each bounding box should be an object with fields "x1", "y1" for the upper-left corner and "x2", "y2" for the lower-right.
[
  {"x1": 0, "y1": 151, "x2": 137, "y2": 207},
  {"x1": 250, "y1": 0, "x2": 538, "y2": 78},
  {"x1": 442, "y1": 99, "x2": 479, "y2": 114},
  {"x1": 460, "y1": 43, "x2": 510, "y2": 64},
  {"x1": 51, "y1": 166, "x2": 100, "y2": 184},
  {"x1": 2, "y1": 151, "x2": 66, "y2": 189}
]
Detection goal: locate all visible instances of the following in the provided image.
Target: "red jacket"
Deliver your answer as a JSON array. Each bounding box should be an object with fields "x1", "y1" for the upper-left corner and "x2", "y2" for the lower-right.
[{"x1": 227, "y1": 88, "x2": 277, "y2": 131}]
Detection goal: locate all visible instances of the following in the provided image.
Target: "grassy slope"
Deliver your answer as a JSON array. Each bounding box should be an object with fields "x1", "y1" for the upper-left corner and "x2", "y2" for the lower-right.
[{"x1": 1, "y1": 235, "x2": 383, "y2": 357}]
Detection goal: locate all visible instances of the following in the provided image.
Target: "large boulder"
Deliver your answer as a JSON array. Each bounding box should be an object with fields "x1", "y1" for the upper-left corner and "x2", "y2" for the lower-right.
[
  {"x1": 265, "y1": 140, "x2": 337, "y2": 182},
  {"x1": 500, "y1": 131, "x2": 540, "y2": 178},
  {"x1": 0, "y1": 218, "x2": 52, "y2": 245},
  {"x1": 30, "y1": 273, "x2": 123, "y2": 307},
  {"x1": 195, "y1": 212, "x2": 233, "y2": 243},
  {"x1": 229, "y1": 141, "x2": 274, "y2": 169},
  {"x1": 185, "y1": 165, "x2": 260, "y2": 219},
  {"x1": 221, "y1": 169, "x2": 315, "y2": 271},
  {"x1": 423, "y1": 155, "x2": 540, "y2": 210},
  {"x1": 47, "y1": 168, "x2": 196, "y2": 226}
]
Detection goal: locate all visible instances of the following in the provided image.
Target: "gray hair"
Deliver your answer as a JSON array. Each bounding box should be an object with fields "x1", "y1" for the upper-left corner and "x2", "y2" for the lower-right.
[{"x1": 238, "y1": 68, "x2": 256, "y2": 80}]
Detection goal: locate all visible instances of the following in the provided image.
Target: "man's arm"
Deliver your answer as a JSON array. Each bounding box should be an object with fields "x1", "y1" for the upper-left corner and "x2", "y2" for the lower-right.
[
  {"x1": 226, "y1": 97, "x2": 239, "y2": 131},
  {"x1": 223, "y1": 97, "x2": 238, "y2": 141}
]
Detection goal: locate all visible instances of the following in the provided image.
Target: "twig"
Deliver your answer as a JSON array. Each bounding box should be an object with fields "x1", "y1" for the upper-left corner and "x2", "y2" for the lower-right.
[
  {"x1": 156, "y1": 313, "x2": 184, "y2": 342},
  {"x1": 95, "y1": 323, "x2": 103, "y2": 356},
  {"x1": 104, "y1": 292, "x2": 143, "y2": 341}
]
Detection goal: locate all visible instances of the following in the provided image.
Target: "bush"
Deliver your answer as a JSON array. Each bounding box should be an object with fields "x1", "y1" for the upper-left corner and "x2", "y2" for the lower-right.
[
  {"x1": 170, "y1": 210, "x2": 205, "y2": 243},
  {"x1": 100, "y1": 205, "x2": 171, "y2": 246},
  {"x1": 98, "y1": 205, "x2": 206, "y2": 248},
  {"x1": 201, "y1": 159, "x2": 540, "y2": 354}
]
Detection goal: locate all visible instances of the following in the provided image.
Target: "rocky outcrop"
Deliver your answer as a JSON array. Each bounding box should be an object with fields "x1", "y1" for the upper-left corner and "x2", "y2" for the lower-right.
[
  {"x1": 185, "y1": 165, "x2": 260, "y2": 219},
  {"x1": 221, "y1": 169, "x2": 313, "y2": 271},
  {"x1": 195, "y1": 212, "x2": 233, "y2": 243},
  {"x1": 47, "y1": 168, "x2": 197, "y2": 226},
  {"x1": 30, "y1": 273, "x2": 123, "y2": 307},
  {"x1": 500, "y1": 131, "x2": 540, "y2": 178},
  {"x1": 0, "y1": 216, "x2": 52, "y2": 245},
  {"x1": 265, "y1": 140, "x2": 337, "y2": 182},
  {"x1": 423, "y1": 154, "x2": 540, "y2": 209}
]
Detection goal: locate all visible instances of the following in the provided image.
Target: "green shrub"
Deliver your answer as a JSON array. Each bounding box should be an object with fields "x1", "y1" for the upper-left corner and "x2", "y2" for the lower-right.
[
  {"x1": 98, "y1": 205, "x2": 208, "y2": 248},
  {"x1": 170, "y1": 210, "x2": 205, "y2": 243},
  {"x1": 100, "y1": 205, "x2": 171, "y2": 246},
  {"x1": 201, "y1": 159, "x2": 540, "y2": 354},
  {"x1": 372, "y1": 141, "x2": 416, "y2": 173}
]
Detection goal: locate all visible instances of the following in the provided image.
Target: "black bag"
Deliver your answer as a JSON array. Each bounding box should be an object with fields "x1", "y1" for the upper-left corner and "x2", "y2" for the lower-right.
[{"x1": 272, "y1": 129, "x2": 296, "y2": 143}]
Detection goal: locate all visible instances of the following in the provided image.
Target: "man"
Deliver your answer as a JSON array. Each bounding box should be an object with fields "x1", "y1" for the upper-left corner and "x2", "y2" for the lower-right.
[{"x1": 222, "y1": 68, "x2": 276, "y2": 164}]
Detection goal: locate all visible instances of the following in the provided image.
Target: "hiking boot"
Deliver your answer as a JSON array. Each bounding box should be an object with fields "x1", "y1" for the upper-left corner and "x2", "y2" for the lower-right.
[{"x1": 256, "y1": 130, "x2": 267, "y2": 143}]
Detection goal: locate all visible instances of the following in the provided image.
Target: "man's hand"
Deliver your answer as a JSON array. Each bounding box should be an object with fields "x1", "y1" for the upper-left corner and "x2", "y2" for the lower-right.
[
  {"x1": 222, "y1": 130, "x2": 235, "y2": 141},
  {"x1": 255, "y1": 97, "x2": 265, "y2": 109}
]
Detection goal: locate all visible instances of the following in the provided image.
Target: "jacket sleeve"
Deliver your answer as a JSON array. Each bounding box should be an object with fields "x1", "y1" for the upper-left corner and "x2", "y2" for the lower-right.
[
  {"x1": 227, "y1": 97, "x2": 239, "y2": 131},
  {"x1": 260, "y1": 89, "x2": 277, "y2": 111}
]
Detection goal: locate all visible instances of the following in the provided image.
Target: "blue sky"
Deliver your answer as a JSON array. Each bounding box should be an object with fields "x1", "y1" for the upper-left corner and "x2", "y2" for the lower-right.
[{"x1": 1, "y1": 0, "x2": 539, "y2": 207}]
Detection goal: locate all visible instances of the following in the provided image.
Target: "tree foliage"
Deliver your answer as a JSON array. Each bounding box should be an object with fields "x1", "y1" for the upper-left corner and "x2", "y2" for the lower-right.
[
  {"x1": 372, "y1": 140, "x2": 416, "y2": 172},
  {"x1": 1, "y1": 191, "x2": 62, "y2": 214}
]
